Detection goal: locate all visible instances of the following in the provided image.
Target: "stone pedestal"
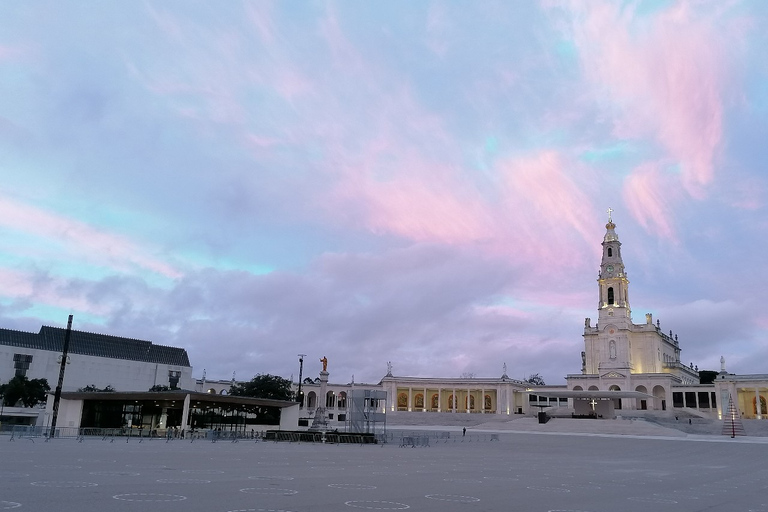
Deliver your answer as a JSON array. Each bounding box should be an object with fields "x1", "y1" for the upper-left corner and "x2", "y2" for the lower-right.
[{"x1": 310, "y1": 371, "x2": 330, "y2": 431}]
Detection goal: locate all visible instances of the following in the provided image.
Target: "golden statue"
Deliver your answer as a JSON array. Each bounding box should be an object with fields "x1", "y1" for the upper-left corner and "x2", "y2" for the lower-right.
[{"x1": 320, "y1": 356, "x2": 328, "y2": 372}]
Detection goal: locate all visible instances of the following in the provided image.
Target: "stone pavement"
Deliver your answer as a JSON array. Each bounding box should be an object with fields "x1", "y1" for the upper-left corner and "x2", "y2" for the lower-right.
[{"x1": 2, "y1": 426, "x2": 768, "y2": 512}]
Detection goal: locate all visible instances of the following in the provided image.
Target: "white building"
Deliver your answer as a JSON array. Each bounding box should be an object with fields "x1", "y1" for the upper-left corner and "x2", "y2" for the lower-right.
[{"x1": 1, "y1": 325, "x2": 193, "y2": 425}]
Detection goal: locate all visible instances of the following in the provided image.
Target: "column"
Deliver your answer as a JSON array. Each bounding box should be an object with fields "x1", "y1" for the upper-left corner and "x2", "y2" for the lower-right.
[
  {"x1": 437, "y1": 387, "x2": 442, "y2": 412},
  {"x1": 756, "y1": 388, "x2": 762, "y2": 419},
  {"x1": 467, "y1": 387, "x2": 471, "y2": 414},
  {"x1": 423, "y1": 388, "x2": 427, "y2": 412},
  {"x1": 408, "y1": 387, "x2": 412, "y2": 412},
  {"x1": 452, "y1": 388, "x2": 456, "y2": 413},
  {"x1": 481, "y1": 388, "x2": 485, "y2": 413},
  {"x1": 180, "y1": 394, "x2": 191, "y2": 433}
]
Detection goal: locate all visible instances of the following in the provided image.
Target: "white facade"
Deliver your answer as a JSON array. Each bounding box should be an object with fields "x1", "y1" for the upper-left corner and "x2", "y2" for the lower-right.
[
  {"x1": 1, "y1": 326, "x2": 194, "y2": 397},
  {"x1": 566, "y1": 219, "x2": 700, "y2": 411}
]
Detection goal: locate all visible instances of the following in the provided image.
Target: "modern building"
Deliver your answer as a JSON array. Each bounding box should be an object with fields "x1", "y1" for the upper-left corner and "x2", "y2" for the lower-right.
[{"x1": 1, "y1": 325, "x2": 193, "y2": 425}]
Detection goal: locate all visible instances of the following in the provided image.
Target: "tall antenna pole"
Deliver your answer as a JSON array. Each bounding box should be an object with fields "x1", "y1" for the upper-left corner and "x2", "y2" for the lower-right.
[
  {"x1": 297, "y1": 354, "x2": 307, "y2": 404},
  {"x1": 49, "y1": 315, "x2": 73, "y2": 439}
]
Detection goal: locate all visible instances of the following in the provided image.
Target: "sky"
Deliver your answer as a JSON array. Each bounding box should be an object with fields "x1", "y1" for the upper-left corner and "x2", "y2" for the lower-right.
[{"x1": 1, "y1": 0, "x2": 767, "y2": 386}]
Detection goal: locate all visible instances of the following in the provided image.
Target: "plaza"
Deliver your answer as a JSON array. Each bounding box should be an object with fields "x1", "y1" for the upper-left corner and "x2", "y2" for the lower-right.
[{"x1": 2, "y1": 422, "x2": 768, "y2": 512}]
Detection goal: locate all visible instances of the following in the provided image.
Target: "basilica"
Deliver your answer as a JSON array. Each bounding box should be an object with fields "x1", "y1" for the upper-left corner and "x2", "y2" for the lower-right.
[{"x1": 366, "y1": 216, "x2": 767, "y2": 422}]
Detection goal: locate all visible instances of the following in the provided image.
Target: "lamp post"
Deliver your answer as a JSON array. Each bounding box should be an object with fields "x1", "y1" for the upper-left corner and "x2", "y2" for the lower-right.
[{"x1": 297, "y1": 354, "x2": 306, "y2": 406}]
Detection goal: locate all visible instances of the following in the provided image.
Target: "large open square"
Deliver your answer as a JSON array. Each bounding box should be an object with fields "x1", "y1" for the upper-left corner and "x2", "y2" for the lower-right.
[{"x1": 2, "y1": 428, "x2": 767, "y2": 512}]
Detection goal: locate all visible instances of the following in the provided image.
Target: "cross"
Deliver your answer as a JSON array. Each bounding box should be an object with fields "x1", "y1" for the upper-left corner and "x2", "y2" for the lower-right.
[{"x1": 607, "y1": 207, "x2": 613, "y2": 223}]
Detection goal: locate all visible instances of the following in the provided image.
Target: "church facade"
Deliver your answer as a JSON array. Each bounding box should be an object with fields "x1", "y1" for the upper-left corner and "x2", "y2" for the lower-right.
[{"x1": 565, "y1": 217, "x2": 700, "y2": 411}]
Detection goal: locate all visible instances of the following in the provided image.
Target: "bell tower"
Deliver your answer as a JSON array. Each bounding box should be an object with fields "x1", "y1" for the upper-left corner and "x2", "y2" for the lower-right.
[{"x1": 597, "y1": 208, "x2": 631, "y2": 326}]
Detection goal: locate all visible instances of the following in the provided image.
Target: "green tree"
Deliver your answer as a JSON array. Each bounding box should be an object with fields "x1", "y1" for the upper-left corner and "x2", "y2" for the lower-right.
[
  {"x1": 78, "y1": 384, "x2": 115, "y2": 392},
  {"x1": 0, "y1": 376, "x2": 51, "y2": 407},
  {"x1": 699, "y1": 370, "x2": 718, "y2": 385},
  {"x1": 148, "y1": 385, "x2": 172, "y2": 392},
  {"x1": 524, "y1": 373, "x2": 546, "y2": 386},
  {"x1": 229, "y1": 374, "x2": 293, "y2": 401}
]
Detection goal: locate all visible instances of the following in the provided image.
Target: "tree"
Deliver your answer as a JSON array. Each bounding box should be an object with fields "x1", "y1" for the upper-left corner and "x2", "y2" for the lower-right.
[
  {"x1": 78, "y1": 384, "x2": 115, "y2": 392},
  {"x1": 524, "y1": 373, "x2": 546, "y2": 386},
  {"x1": 699, "y1": 370, "x2": 718, "y2": 385},
  {"x1": 0, "y1": 376, "x2": 51, "y2": 407},
  {"x1": 149, "y1": 385, "x2": 172, "y2": 392},
  {"x1": 229, "y1": 374, "x2": 293, "y2": 401}
]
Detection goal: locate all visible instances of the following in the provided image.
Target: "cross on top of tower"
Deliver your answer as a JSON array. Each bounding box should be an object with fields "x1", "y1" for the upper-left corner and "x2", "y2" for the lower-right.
[{"x1": 607, "y1": 207, "x2": 613, "y2": 223}]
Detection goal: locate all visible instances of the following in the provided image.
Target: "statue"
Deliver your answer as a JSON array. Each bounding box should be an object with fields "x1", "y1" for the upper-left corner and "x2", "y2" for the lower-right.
[
  {"x1": 320, "y1": 356, "x2": 328, "y2": 372},
  {"x1": 720, "y1": 356, "x2": 726, "y2": 372},
  {"x1": 585, "y1": 317, "x2": 591, "y2": 328},
  {"x1": 386, "y1": 361, "x2": 393, "y2": 376},
  {"x1": 503, "y1": 362, "x2": 507, "y2": 374}
]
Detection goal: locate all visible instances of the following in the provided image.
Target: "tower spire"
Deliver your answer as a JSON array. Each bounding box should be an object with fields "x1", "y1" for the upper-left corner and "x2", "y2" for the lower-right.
[{"x1": 598, "y1": 212, "x2": 631, "y2": 322}]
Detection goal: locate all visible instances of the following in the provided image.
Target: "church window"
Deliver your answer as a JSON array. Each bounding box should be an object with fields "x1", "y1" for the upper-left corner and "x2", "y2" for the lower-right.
[
  {"x1": 431, "y1": 394, "x2": 439, "y2": 409},
  {"x1": 397, "y1": 393, "x2": 408, "y2": 408},
  {"x1": 607, "y1": 287, "x2": 614, "y2": 305},
  {"x1": 607, "y1": 248, "x2": 613, "y2": 257},
  {"x1": 415, "y1": 393, "x2": 424, "y2": 409}
]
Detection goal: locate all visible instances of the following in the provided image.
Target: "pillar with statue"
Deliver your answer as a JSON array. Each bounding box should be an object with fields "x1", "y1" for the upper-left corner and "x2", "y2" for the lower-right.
[{"x1": 309, "y1": 356, "x2": 330, "y2": 431}]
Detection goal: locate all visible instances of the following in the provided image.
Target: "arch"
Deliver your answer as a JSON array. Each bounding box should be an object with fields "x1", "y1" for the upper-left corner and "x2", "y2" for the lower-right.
[
  {"x1": 397, "y1": 392, "x2": 408, "y2": 408},
  {"x1": 607, "y1": 287, "x2": 614, "y2": 305},
  {"x1": 414, "y1": 393, "x2": 424, "y2": 409},
  {"x1": 588, "y1": 385, "x2": 599, "y2": 391},
  {"x1": 337, "y1": 391, "x2": 347, "y2": 409},
  {"x1": 652, "y1": 385, "x2": 666, "y2": 410},
  {"x1": 307, "y1": 391, "x2": 317, "y2": 409},
  {"x1": 753, "y1": 396, "x2": 767, "y2": 415},
  {"x1": 219, "y1": 389, "x2": 227, "y2": 395},
  {"x1": 207, "y1": 388, "x2": 216, "y2": 394},
  {"x1": 484, "y1": 394, "x2": 492, "y2": 410},
  {"x1": 607, "y1": 247, "x2": 613, "y2": 257},
  {"x1": 635, "y1": 385, "x2": 648, "y2": 410},
  {"x1": 572, "y1": 386, "x2": 583, "y2": 391},
  {"x1": 326, "y1": 391, "x2": 335, "y2": 408},
  {"x1": 448, "y1": 394, "x2": 455, "y2": 410},
  {"x1": 431, "y1": 394, "x2": 439, "y2": 409},
  {"x1": 465, "y1": 395, "x2": 475, "y2": 410}
]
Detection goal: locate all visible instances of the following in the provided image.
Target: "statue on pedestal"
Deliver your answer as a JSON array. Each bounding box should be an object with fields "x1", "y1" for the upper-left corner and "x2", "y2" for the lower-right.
[{"x1": 320, "y1": 356, "x2": 328, "y2": 372}]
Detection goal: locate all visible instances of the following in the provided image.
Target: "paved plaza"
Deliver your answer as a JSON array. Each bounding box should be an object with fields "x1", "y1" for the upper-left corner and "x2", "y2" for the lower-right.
[{"x1": 1, "y1": 427, "x2": 768, "y2": 512}]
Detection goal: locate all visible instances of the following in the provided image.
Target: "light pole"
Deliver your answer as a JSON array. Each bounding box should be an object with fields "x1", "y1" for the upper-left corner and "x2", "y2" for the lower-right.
[{"x1": 297, "y1": 354, "x2": 307, "y2": 406}]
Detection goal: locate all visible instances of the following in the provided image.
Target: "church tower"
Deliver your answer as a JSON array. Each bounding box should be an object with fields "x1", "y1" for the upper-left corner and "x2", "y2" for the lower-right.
[{"x1": 597, "y1": 209, "x2": 631, "y2": 327}]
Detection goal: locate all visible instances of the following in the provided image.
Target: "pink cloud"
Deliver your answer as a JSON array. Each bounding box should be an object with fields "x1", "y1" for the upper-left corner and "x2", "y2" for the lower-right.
[
  {"x1": 245, "y1": 1, "x2": 276, "y2": 46},
  {"x1": 622, "y1": 162, "x2": 679, "y2": 240},
  {"x1": 564, "y1": 1, "x2": 741, "y2": 198},
  {"x1": 496, "y1": 151, "x2": 599, "y2": 264},
  {"x1": 0, "y1": 195, "x2": 182, "y2": 278},
  {"x1": 0, "y1": 268, "x2": 112, "y2": 316}
]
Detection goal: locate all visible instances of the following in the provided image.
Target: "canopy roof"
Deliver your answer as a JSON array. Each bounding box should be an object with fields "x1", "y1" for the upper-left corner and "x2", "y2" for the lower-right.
[{"x1": 528, "y1": 390, "x2": 652, "y2": 400}]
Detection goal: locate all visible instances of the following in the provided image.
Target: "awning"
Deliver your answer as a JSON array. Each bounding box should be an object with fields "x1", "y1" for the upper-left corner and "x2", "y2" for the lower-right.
[{"x1": 526, "y1": 390, "x2": 653, "y2": 400}]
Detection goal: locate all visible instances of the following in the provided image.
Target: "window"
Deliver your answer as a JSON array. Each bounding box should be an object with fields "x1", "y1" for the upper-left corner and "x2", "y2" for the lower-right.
[
  {"x1": 697, "y1": 392, "x2": 710, "y2": 409},
  {"x1": 684, "y1": 392, "x2": 697, "y2": 408},
  {"x1": 607, "y1": 248, "x2": 613, "y2": 257},
  {"x1": 672, "y1": 392, "x2": 684, "y2": 408},
  {"x1": 607, "y1": 287, "x2": 614, "y2": 305},
  {"x1": 168, "y1": 370, "x2": 181, "y2": 389},
  {"x1": 13, "y1": 354, "x2": 33, "y2": 377}
]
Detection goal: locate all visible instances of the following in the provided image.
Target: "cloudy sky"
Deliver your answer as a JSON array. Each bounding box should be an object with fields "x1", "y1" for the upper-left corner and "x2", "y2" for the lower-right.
[{"x1": 1, "y1": 1, "x2": 766, "y2": 386}]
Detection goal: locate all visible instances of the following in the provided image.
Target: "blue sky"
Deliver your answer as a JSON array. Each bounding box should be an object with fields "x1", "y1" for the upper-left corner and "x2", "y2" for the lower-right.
[{"x1": 1, "y1": 1, "x2": 767, "y2": 385}]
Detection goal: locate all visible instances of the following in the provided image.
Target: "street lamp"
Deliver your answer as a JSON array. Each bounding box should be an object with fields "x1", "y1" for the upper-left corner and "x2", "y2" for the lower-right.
[{"x1": 297, "y1": 354, "x2": 307, "y2": 406}]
